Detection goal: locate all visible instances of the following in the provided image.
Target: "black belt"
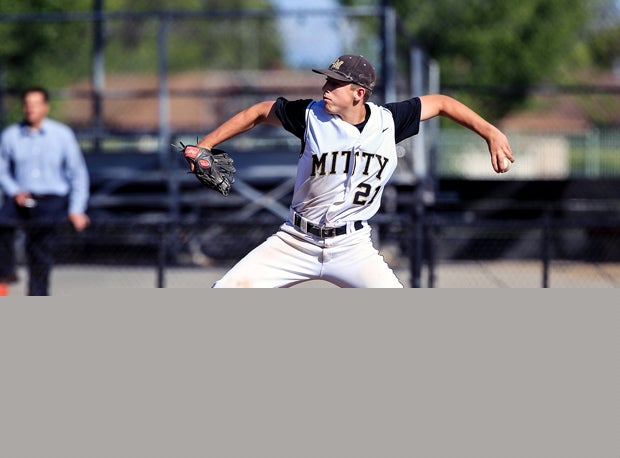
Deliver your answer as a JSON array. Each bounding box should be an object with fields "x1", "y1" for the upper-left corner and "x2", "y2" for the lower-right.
[{"x1": 293, "y1": 212, "x2": 363, "y2": 238}]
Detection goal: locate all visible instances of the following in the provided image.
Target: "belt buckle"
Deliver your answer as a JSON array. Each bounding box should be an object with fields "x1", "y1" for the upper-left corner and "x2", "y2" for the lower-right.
[{"x1": 320, "y1": 226, "x2": 336, "y2": 238}]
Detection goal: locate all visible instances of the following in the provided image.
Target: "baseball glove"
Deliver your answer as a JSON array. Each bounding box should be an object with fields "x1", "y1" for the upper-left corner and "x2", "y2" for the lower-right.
[{"x1": 177, "y1": 142, "x2": 236, "y2": 196}]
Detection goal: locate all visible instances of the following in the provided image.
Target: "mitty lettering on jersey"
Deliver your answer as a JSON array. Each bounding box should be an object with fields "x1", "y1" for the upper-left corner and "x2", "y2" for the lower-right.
[
  {"x1": 310, "y1": 149, "x2": 390, "y2": 179},
  {"x1": 291, "y1": 100, "x2": 398, "y2": 226}
]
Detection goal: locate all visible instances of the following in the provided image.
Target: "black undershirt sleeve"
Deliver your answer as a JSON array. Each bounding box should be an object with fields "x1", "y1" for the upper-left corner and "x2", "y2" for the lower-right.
[
  {"x1": 273, "y1": 97, "x2": 312, "y2": 140},
  {"x1": 273, "y1": 95, "x2": 422, "y2": 146},
  {"x1": 384, "y1": 97, "x2": 422, "y2": 144}
]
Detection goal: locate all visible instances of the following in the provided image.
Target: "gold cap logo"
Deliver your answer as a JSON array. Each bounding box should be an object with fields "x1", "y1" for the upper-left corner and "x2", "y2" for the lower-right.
[{"x1": 330, "y1": 59, "x2": 344, "y2": 70}]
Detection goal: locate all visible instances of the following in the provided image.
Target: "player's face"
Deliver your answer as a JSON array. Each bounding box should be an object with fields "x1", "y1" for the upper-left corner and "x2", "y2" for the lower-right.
[
  {"x1": 321, "y1": 78, "x2": 356, "y2": 114},
  {"x1": 23, "y1": 91, "x2": 50, "y2": 129}
]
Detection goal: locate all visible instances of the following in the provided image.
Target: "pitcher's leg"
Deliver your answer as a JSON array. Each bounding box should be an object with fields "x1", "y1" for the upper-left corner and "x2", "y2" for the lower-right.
[
  {"x1": 322, "y1": 227, "x2": 404, "y2": 288},
  {"x1": 213, "y1": 229, "x2": 323, "y2": 288}
]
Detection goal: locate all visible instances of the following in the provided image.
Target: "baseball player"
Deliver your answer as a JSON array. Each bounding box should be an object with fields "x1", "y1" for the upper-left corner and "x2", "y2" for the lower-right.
[{"x1": 197, "y1": 54, "x2": 514, "y2": 287}]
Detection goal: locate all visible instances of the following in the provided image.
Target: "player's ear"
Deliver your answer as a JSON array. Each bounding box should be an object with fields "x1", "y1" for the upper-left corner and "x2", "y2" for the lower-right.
[{"x1": 352, "y1": 84, "x2": 366, "y2": 102}]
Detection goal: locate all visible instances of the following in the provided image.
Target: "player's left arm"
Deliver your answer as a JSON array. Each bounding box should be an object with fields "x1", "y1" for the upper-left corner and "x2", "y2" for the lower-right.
[
  {"x1": 197, "y1": 100, "x2": 280, "y2": 150},
  {"x1": 419, "y1": 94, "x2": 514, "y2": 173}
]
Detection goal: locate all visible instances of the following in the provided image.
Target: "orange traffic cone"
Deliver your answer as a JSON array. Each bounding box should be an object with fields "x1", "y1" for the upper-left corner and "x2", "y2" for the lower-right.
[{"x1": 0, "y1": 283, "x2": 8, "y2": 296}]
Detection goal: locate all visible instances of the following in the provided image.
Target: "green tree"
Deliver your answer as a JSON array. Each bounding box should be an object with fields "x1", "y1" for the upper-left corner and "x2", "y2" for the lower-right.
[
  {"x1": 342, "y1": 0, "x2": 613, "y2": 120},
  {"x1": 0, "y1": 0, "x2": 281, "y2": 81},
  {"x1": 582, "y1": 0, "x2": 620, "y2": 70},
  {"x1": 0, "y1": 1, "x2": 283, "y2": 123},
  {"x1": 0, "y1": 0, "x2": 91, "y2": 92},
  {"x1": 587, "y1": 24, "x2": 620, "y2": 68},
  {"x1": 396, "y1": 0, "x2": 598, "y2": 119},
  {"x1": 103, "y1": 0, "x2": 282, "y2": 73}
]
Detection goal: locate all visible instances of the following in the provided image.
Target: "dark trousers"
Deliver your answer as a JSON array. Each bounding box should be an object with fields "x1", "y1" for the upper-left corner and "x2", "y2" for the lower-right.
[{"x1": 0, "y1": 195, "x2": 69, "y2": 296}]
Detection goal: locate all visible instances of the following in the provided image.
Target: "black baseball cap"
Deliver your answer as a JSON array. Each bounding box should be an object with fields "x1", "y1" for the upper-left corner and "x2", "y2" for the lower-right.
[{"x1": 312, "y1": 54, "x2": 376, "y2": 91}]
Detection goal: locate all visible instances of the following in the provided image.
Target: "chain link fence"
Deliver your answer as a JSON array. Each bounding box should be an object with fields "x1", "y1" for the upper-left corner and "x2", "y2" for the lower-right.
[
  {"x1": 4, "y1": 215, "x2": 620, "y2": 294},
  {"x1": 1, "y1": 6, "x2": 619, "y2": 290}
]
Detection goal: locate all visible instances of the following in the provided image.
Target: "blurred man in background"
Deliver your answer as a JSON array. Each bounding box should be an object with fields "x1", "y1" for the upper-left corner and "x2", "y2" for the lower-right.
[{"x1": 0, "y1": 87, "x2": 90, "y2": 296}]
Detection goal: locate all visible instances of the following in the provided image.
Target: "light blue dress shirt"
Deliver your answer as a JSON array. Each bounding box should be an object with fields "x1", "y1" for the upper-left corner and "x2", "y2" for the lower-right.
[{"x1": 0, "y1": 118, "x2": 90, "y2": 214}]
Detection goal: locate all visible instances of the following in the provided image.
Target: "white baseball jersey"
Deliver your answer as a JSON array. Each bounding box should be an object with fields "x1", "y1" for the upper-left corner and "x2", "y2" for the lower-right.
[
  {"x1": 212, "y1": 96, "x2": 422, "y2": 288},
  {"x1": 291, "y1": 100, "x2": 397, "y2": 226}
]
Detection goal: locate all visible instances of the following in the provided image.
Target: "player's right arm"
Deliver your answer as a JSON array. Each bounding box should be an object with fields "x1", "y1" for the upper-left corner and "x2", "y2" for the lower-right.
[
  {"x1": 419, "y1": 94, "x2": 514, "y2": 173},
  {"x1": 197, "y1": 100, "x2": 280, "y2": 150}
]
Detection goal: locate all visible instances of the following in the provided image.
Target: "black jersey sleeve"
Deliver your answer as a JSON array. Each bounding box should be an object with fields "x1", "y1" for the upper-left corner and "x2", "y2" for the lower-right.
[
  {"x1": 273, "y1": 97, "x2": 313, "y2": 140},
  {"x1": 384, "y1": 97, "x2": 422, "y2": 144}
]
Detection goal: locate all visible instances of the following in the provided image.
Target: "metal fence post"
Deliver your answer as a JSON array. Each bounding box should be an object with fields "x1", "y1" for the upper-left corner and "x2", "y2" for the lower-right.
[
  {"x1": 92, "y1": 0, "x2": 105, "y2": 154},
  {"x1": 157, "y1": 14, "x2": 183, "y2": 263},
  {"x1": 409, "y1": 196, "x2": 425, "y2": 288},
  {"x1": 541, "y1": 209, "x2": 551, "y2": 288},
  {"x1": 381, "y1": 4, "x2": 397, "y2": 104},
  {"x1": 156, "y1": 222, "x2": 167, "y2": 288}
]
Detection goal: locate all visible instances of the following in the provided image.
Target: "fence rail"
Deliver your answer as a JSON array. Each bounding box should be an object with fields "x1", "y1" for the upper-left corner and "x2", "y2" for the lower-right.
[{"x1": 4, "y1": 210, "x2": 620, "y2": 289}]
